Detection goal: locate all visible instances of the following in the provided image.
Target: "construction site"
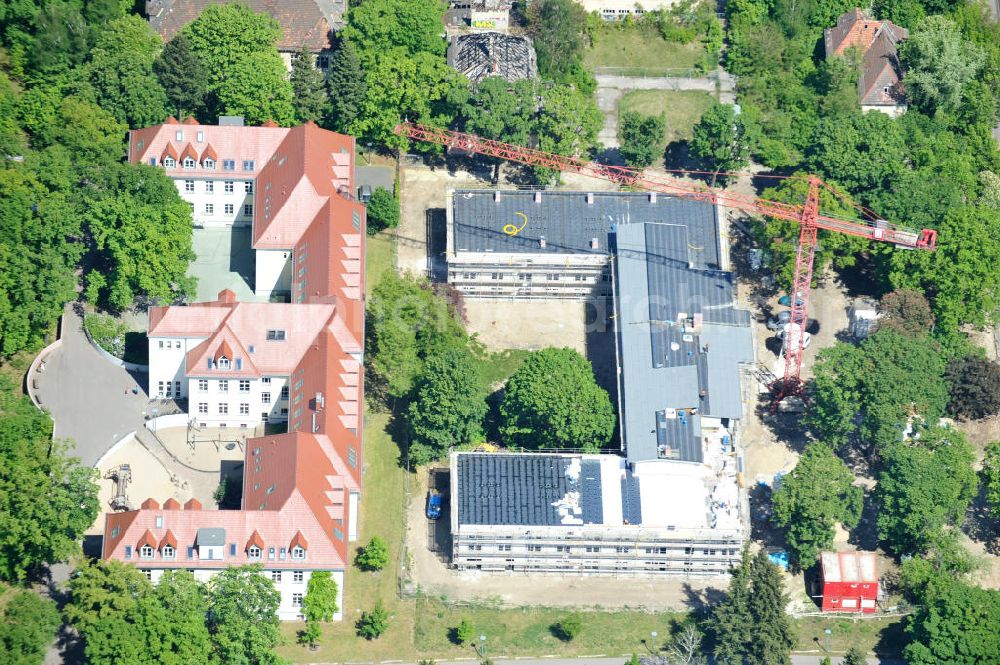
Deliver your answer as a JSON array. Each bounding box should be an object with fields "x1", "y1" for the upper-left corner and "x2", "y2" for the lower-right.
[{"x1": 396, "y1": 122, "x2": 937, "y2": 584}]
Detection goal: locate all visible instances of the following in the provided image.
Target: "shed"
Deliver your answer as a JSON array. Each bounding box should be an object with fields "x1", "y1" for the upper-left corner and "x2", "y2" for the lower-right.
[{"x1": 819, "y1": 551, "x2": 878, "y2": 613}]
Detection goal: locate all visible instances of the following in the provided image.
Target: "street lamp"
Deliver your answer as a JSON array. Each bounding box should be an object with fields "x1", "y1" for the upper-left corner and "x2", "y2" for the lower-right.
[
  {"x1": 643, "y1": 630, "x2": 658, "y2": 656},
  {"x1": 823, "y1": 628, "x2": 832, "y2": 653},
  {"x1": 475, "y1": 634, "x2": 487, "y2": 660},
  {"x1": 366, "y1": 142, "x2": 373, "y2": 165}
]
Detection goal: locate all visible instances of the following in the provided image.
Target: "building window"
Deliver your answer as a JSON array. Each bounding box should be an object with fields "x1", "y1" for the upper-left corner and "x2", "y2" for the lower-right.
[
  {"x1": 223, "y1": 159, "x2": 236, "y2": 171},
  {"x1": 218, "y1": 379, "x2": 228, "y2": 392},
  {"x1": 163, "y1": 157, "x2": 176, "y2": 168},
  {"x1": 198, "y1": 379, "x2": 208, "y2": 391},
  {"x1": 261, "y1": 392, "x2": 271, "y2": 404},
  {"x1": 184, "y1": 180, "x2": 194, "y2": 192},
  {"x1": 293, "y1": 570, "x2": 304, "y2": 583},
  {"x1": 219, "y1": 403, "x2": 229, "y2": 415},
  {"x1": 242, "y1": 160, "x2": 255, "y2": 171},
  {"x1": 205, "y1": 181, "x2": 214, "y2": 193},
  {"x1": 291, "y1": 546, "x2": 305, "y2": 560},
  {"x1": 248, "y1": 546, "x2": 261, "y2": 560},
  {"x1": 239, "y1": 380, "x2": 251, "y2": 392},
  {"x1": 271, "y1": 570, "x2": 282, "y2": 583},
  {"x1": 183, "y1": 157, "x2": 195, "y2": 169},
  {"x1": 266, "y1": 329, "x2": 286, "y2": 341},
  {"x1": 585, "y1": 546, "x2": 600, "y2": 553},
  {"x1": 527, "y1": 545, "x2": 541, "y2": 552},
  {"x1": 239, "y1": 403, "x2": 249, "y2": 415},
  {"x1": 203, "y1": 158, "x2": 214, "y2": 169},
  {"x1": 198, "y1": 402, "x2": 208, "y2": 414},
  {"x1": 217, "y1": 357, "x2": 231, "y2": 370},
  {"x1": 224, "y1": 180, "x2": 234, "y2": 193},
  {"x1": 615, "y1": 546, "x2": 631, "y2": 554},
  {"x1": 262, "y1": 376, "x2": 271, "y2": 384},
  {"x1": 162, "y1": 545, "x2": 175, "y2": 559},
  {"x1": 224, "y1": 203, "x2": 234, "y2": 215},
  {"x1": 204, "y1": 202, "x2": 215, "y2": 215},
  {"x1": 547, "y1": 274, "x2": 559, "y2": 281},
  {"x1": 149, "y1": 157, "x2": 157, "y2": 166},
  {"x1": 292, "y1": 593, "x2": 303, "y2": 607},
  {"x1": 142, "y1": 569, "x2": 152, "y2": 580},
  {"x1": 243, "y1": 204, "x2": 253, "y2": 216},
  {"x1": 498, "y1": 544, "x2": 511, "y2": 552},
  {"x1": 556, "y1": 545, "x2": 570, "y2": 553},
  {"x1": 140, "y1": 545, "x2": 153, "y2": 559},
  {"x1": 245, "y1": 181, "x2": 254, "y2": 194}
]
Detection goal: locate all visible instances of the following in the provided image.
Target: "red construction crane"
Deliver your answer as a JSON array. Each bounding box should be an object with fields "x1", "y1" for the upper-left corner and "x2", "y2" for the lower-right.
[{"x1": 394, "y1": 122, "x2": 937, "y2": 403}]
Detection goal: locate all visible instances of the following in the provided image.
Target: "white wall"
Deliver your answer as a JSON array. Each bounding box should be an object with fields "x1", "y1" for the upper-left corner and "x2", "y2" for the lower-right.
[
  {"x1": 172, "y1": 177, "x2": 254, "y2": 227},
  {"x1": 149, "y1": 336, "x2": 206, "y2": 399},
  {"x1": 144, "y1": 567, "x2": 344, "y2": 621},
  {"x1": 187, "y1": 375, "x2": 290, "y2": 429},
  {"x1": 576, "y1": 0, "x2": 681, "y2": 17},
  {"x1": 255, "y1": 249, "x2": 293, "y2": 298},
  {"x1": 348, "y1": 491, "x2": 360, "y2": 541}
]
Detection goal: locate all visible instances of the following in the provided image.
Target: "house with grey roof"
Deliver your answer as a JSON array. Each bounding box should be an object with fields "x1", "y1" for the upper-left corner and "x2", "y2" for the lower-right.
[{"x1": 446, "y1": 190, "x2": 753, "y2": 576}]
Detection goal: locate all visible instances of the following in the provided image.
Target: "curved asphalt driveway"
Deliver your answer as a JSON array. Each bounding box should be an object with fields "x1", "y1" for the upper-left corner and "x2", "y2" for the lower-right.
[{"x1": 34, "y1": 304, "x2": 150, "y2": 466}]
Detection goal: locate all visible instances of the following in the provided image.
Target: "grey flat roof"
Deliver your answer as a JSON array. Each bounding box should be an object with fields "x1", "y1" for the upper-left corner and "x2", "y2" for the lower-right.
[
  {"x1": 456, "y1": 454, "x2": 604, "y2": 526},
  {"x1": 615, "y1": 222, "x2": 753, "y2": 464},
  {"x1": 195, "y1": 528, "x2": 226, "y2": 546},
  {"x1": 451, "y1": 190, "x2": 720, "y2": 261}
]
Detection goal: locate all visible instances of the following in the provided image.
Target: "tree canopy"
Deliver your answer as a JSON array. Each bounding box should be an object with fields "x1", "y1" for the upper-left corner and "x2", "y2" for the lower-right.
[
  {"x1": 289, "y1": 47, "x2": 329, "y2": 123},
  {"x1": 690, "y1": 102, "x2": 750, "y2": 185},
  {"x1": 900, "y1": 15, "x2": 985, "y2": 115},
  {"x1": 945, "y1": 356, "x2": 1000, "y2": 420},
  {"x1": 0, "y1": 589, "x2": 60, "y2": 665},
  {"x1": 984, "y1": 441, "x2": 1000, "y2": 520},
  {"x1": 0, "y1": 377, "x2": 98, "y2": 582},
  {"x1": 366, "y1": 187, "x2": 400, "y2": 236},
  {"x1": 904, "y1": 580, "x2": 1000, "y2": 665},
  {"x1": 619, "y1": 111, "x2": 665, "y2": 168},
  {"x1": 406, "y1": 347, "x2": 487, "y2": 465},
  {"x1": 206, "y1": 565, "x2": 284, "y2": 665},
  {"x1": 526, "y1": 0, "x2": 594, "y2": 94},
  {"x1": 875, "y1": 427, "x2": 977, "y2": 555},
  {"x1": 500, "y1": 348, "x2": 616, "y2": 452},
  {"x1": 808, "y1": 329, "x2": 949, "y2": 455},
  {"x1": 181, "y1": 4, "x2": 295, "y2": 125},
  {"x1": 771, "y1": 442, "x2": 863, "y2": 568},
  {"x1": 154, "y1": 34, "x2": 210, "y2": 121}
]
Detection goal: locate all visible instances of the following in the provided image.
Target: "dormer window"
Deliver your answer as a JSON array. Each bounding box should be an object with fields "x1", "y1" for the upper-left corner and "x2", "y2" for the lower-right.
[
  {"x1": 162, "y1": 545, "x2": 175, "y2": 559},
  {"x1": 163, "y1": 157, "x2": 176, "y2": 168},
  {"x1": 140, "y1": 545, "x2": 154, "y2": 559},
  {"x1": 243, "y1": 160, "x2": 255, "y2": 171},
  {"x1": 223, "y1": 159, "x2": 236, "y2": 171},
  {"x1": 266, "y1": 330, "x2": 285, "y2": 341},
  {"x1": 291, "y1": 546, "x2": 305, "y2": 560},
  {"x1": 248, "y1": 546, "x2": 261, "y2": 560},
  {"x1": 217, "y1": 357, "x2": 231, "y2": 370},
  {"x1": 183, "y1": 157, "x2": 195, "y2": 169},
  {"x1": 203, "y1": 158, "x2": 215, "y2": 169}
]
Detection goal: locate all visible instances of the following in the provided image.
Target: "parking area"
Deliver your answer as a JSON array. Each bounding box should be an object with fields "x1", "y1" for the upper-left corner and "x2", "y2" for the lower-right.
[{"x1": 188, "y1": 226, "x2": 264, "y2": 302}]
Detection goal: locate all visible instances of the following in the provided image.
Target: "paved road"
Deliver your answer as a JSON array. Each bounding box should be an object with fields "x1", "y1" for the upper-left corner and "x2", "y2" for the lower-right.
[
  {"x1": 34, "y1": 304, "x2": 150, "y2": 466},
  {"x1": 391, "y1": 656, "x2": 903, "y2": 665}
]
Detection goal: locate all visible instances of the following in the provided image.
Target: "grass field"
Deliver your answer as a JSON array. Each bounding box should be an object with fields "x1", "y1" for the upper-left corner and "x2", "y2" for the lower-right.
[
  {"x1": 365, "y1": 232, "x2": 396, "y2": 296},
  {"x1": 585, "y1": 25, "x2": 706, "y2": 73},
  {"x1": 619, "y1": 90, "x2": 716, "y2": 145},
  {"x1": 795, "y1": 615, "x2": 907, "y2": 656}
]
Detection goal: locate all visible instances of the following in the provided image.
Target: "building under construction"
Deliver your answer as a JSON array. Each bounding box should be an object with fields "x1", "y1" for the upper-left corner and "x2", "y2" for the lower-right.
[
  {"x1": 447, "y1": 33, "x2": 537, "y2": 83},
  {"x1": 448, "y1": 189, "x2": 754, "y2": 576}
]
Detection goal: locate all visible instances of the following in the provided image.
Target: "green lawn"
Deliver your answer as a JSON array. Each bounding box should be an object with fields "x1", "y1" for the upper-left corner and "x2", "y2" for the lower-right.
[
  {"x1": 585, "y1": 25, "x2": 706, "y2": 74},
  {"x1": 794, "y1": 615, "x2": 907, "y2": 656},
  {"x1": 365, "y1": 232, "x2": 396, "y2": 296},
  {"x1": 620, "y1": 90, "x2": 716, "y2": 145},
  {"x1": 477, "y1": 348, "x2": 530, "y2": 392}
]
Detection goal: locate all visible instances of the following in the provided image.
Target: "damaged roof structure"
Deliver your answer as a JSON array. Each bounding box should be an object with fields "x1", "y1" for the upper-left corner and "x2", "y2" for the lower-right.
[{"x1": 447, "y1": 32, "x2": 538, "y2": 83}]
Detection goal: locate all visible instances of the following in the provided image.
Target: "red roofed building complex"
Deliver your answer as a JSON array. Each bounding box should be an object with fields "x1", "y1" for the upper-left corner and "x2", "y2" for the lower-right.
[
  {"x1": 818, "y1": 551, "x2": 879, "y2": 613},
  {"x1": 106, "y1": 119, "x2": 366, "y2": 620},
  {"x1": 145, "y1": 0, "x2": 345, "y2": 71},
  {"x1": 824, "y1": 9, "x2": 909, "y2": 117}
]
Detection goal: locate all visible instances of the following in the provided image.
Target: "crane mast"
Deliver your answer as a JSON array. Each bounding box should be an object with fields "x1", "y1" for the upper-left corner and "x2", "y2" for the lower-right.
[{"x1": 394, "y1": 122, "x2": 937, "y2": 402}]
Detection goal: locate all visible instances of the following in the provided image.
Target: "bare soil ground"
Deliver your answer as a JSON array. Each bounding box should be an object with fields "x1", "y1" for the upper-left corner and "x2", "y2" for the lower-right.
[
  {"x1": 403, "y1": 468, "x2": 728, "y2": 610},
  {"x1": 464, "y1": 300, "x2": 588, "y2": 353}
]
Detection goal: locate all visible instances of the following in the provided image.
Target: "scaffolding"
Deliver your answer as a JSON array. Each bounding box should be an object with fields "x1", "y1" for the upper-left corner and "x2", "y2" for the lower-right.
[{"x1": 104, "y1": 464, "x2": 132, "y2": 511}]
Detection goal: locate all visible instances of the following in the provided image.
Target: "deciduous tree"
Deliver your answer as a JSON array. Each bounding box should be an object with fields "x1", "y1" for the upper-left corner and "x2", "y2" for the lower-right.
[
  {"x1": 533, "y1": 84, "x2": 603, "y2": 182},
  {"x1": 842, "y1": 646, "x2": 868, "y2": 665},
  {"x1": 904, "y1": 581, "x2": 1000, "y2": 665},
  {"x1": 500, "y1": 348, "x2": 616, "y2": 452},
  {"x1": 366, "y1": 187, "x2": 400, "y2": 235},
  {"x1": 806, "y1": 111, "x2": 907, "y2": 193},
  {"x1": 303, "y1": 570, "x2": 339, "y2": 623},
  {"x1": 206, "y1": 565, "x2": 284, "y2": 665},
  {"x1": 553, "y1": 614, "x2": 582, "y2": 641},
  {"x1": 875, "y1": 427, "x2": 977, "y2": 555},
  {"x1": 355, "y1": 536, "x2": 390, "y2": 572},
  {"x1": 356, "y1": 598, "x2": 389, "y2": 639},
  {"x1": 406, "y1": 347, "x2": 487, "y2": 465},
  {"x1": 876, "y1": 288, "x2": 934, "y2": 337},
  {"x1": 982, "y1": 441, "x2": 1000, "y2": 519},
  {"x1": 142, "y1": 570, "x2": 215, "y2": 665},
  {"x1": 900, "y1": 15, "x2": 984, "y2": 115},
  {"x1": 454, "y1": 618, "x2": 474, "y2": 644},
  {"x1": 619, "y1": 111, "x2": 665, "y2": 168},
  {"x1": 690, "y1": 102, "x2": 749, "y2": 186},
  {"x1": 86, "y1": 15, "x2": 169, "y2": 128},
  {"x1": 945, "y1": 356, "x2": 1000, "y2": 420},
  {"x1": 526, "y1": 0, "x2": 593, "y2": 93},
  {"x1": 341, "y1": 0, "x2": 447, "y2": 58},
  {"x1": 0, "y1": 589, "x2": 60, "y2": 665},
  {"x1": 771, "y1": 442, "x2": 863, "y2": 569}
]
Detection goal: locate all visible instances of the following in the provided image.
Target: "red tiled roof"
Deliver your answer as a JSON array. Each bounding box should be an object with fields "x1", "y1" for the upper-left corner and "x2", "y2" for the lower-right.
[
  {"x1": 214, "y1": 339, "x2": 233, "y2": 362},
  {"x1": 129, "y1": 122, "x2": 290, "y2": 175},
  {"x1": 246, "y1": 530, "x2": 265, "y2": 551},
  {"x1": 184, "y1": 498, "x2": 202, "y2": 510},
  {"x1": 137, "y1": 529, "x2": 157, "y2": 549},
  {"x1": 160, "y1": 143, "x2": 178, "y2": 161},
  {"x1": 165, "y1": 115, "x2": 179, "y2": 124},
  {"x1": 163, "y1": 498, "x2": 181, "y2": 510},
  {"x1": 290, "y1": 530, "x2": 308, "y2": 551},
  {"x1": 183, "y1": 115, "x2": 199, "y2": 125},
  {"x1": 201, "y1": 143, "x2": 218, "y2": 162},
  {"x1": 824, "y1": 9, "x2": 908, "y2": 109},
  {"x1": 141, "y1": 498, "x2": 160, "y2": 509},
  {"x1": 159, "y1": 530, "x2": 178, "y2": 549},
  {"x1": 179, "y1": 143, "x2": 199, "y2": 164},
  {"x1": 145, "y1": 0, "x2": 346, "y2": 52}
]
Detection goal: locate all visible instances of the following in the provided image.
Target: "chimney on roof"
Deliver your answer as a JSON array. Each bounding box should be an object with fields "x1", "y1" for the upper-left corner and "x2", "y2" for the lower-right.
[
  {"x1": 534, "y1": 191, "x2": 541, "y2": 203},
  {"x1": 183, "y1": 116, "x2": 198, "y2": 125},
  {"x1": 217, "y1": 289, "x2": 237, "y2": 304},
  {"x1": 165, "y1": 115, "x2": 179, "y2": 124},
  {"x1": 218, "y1": 116, "x2": 245, "y2": 127},
  {"x1": 586, "y1": 192, "x2": 594, "y2": 205},
  {"x1": 261, "y1": 119, "x2": 279, "y2": 127},
  {"x1": 163, "y1": 498, "x2": 181, "y2": 510},
  {"x1": 590, "y1": 237, "x2": 599, "y2": 250},
  {"x1": 315, "y1": 392, "x2": 325, "y2": 410},
  {"x1": 184, "y1": 498, "x2": 202, "y2": 511},
  {"x1": 649, "y1": 192, "x2": 657, "y2": 203},
  {"x1": 141, "y1": 498, "x2": 160, "y2": 509},
  {"x1": 493, "y1": 190, "x2": 501, "y2": 202}
]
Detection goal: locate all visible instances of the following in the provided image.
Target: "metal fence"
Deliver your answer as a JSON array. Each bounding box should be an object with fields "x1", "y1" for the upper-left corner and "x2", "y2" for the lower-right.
[{"x1": 593, "y1": 66, "x2": 714, "y2": 79}]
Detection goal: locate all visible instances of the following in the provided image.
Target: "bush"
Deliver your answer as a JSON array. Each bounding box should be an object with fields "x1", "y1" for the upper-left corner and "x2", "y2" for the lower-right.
[
  {"x1": 452, "y1": 618, "x2": 475, "y2": 645},
  {"x1": 366, "y1": 187, "x2": 399, "y2": 235},
  {"x1": 355, "y1": 536, "x2": 389, "y2": 571},
  {"x1": 84, "y1": 312, "x2": 130, "y2": 358},
  {"x1": 553, "y1": 614, "x2": 583, "y2": 641},
  {"x1": 356, "y1": 599, "x2": 389, "y2": 639}
]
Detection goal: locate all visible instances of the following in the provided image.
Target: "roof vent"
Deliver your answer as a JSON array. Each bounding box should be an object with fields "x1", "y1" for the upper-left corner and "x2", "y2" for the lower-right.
[
  {"x1": 493, "y1": 190, "x2": 501, "y2": 202},
  {"x1": 534, "y1": 191, "x2": 541, "y2": 203},
  {"x1": 590, "y1": 237, "x2": 599, "y2": 249},
  {"x1": 315, "y1": 392, "x2": 325, "y2": 409},
  {"x1": 218, "y1": 116, "x2": 244, "y2": 126},
  {"x1": 649, "y1": 192, "x2": 657, "y2": 203},
  {"x1": 586, "y1": 192, "x2": 594, "y2": 205},
  {"x1": 539, "y1": 236, "x2": 546, "y2": 248}
]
